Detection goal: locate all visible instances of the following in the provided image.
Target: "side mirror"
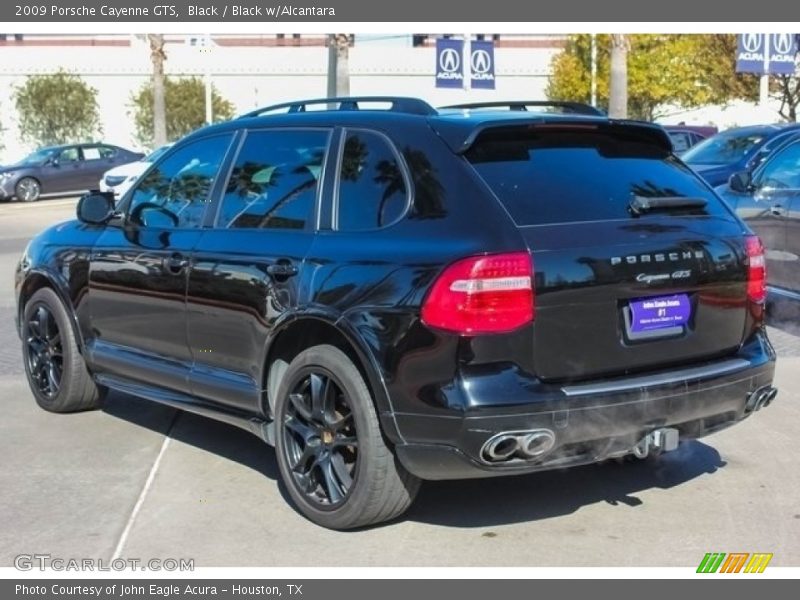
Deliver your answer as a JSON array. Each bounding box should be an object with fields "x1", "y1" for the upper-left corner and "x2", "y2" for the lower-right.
[
  {"x1": 729, "y1": 171, "x2": 752, "y2": 193},
  {"x1": 77, "y1": 191, "x2": 116, "y2": 225},
  {"x1": 49, "y1": 157, "x2": 59, "y2": 168}
]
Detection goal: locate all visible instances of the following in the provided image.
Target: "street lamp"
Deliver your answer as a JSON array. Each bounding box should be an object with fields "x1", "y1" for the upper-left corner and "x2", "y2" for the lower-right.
[{"x1": 187, "y1": 34, "x2": 214, "y2": 125}]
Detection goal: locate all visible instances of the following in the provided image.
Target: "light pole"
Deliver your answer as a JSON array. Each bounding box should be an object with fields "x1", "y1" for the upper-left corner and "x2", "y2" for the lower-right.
[{"x1": 186, "y1": 34, "x2": 214, "y2": 125}]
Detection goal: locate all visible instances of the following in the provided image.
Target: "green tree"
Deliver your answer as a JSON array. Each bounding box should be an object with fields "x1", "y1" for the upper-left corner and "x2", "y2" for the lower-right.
[
  {"x1": 773, "y1": 75, "x2": 800, "y2": 122},
  {"x1": 547, "y1": 34, "x2": 759, "y2": 121},
  {"x1": 130, "y1": 77, "x2": 235, "y2": 147},
  {"x1": 14, "y1": 70, "x2": 101, "y2": 146}
]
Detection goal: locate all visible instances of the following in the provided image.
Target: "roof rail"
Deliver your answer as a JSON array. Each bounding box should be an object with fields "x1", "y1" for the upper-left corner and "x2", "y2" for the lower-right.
[
  {"x1": 439, "y1": 101, "x2": 604, "y2": 116},
  {"x1": 240, "y1": 96, "x2": 437, "y2": 118}
]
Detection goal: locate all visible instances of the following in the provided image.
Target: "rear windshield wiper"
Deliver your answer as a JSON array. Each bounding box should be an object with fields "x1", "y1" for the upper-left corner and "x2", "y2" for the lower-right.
[{"x1": 628, "y1": 195, "x2": 707, "y2": 217}]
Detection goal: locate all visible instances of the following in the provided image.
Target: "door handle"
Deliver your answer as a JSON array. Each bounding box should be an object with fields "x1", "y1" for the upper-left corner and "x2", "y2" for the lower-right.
[
  {"x1": 162, "y1": 253, "x2": 190, "y2": 274},
  {"x1": 267, "y1": 261, "x2": 299, "y2": 279}
]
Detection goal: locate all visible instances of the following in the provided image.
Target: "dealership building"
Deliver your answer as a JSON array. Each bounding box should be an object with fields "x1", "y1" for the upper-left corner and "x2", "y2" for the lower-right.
[{"x1": 0, "y1": 33, "x2": 566, "y2": 161}]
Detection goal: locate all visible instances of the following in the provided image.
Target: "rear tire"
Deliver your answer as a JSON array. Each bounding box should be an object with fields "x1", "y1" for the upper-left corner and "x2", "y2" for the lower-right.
[
  {"x1": 275, "y1": 345, "x2": 420, "y2": 529},
  {"x1": 22, "y1": 288, "x2": 106, "y2": 412},
  {"x1": 15, "y1": 177, "x2": 41, "y2": 202}
]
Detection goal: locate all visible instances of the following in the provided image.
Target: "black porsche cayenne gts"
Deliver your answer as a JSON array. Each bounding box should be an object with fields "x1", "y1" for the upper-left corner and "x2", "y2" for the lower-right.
[{"x1": 15, "y1": 97, "x2": 777, "y2": 529}]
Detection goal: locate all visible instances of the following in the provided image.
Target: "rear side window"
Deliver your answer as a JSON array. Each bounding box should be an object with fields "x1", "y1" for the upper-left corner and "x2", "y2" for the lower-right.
[
  {"x1": 218, "y1": 129, "x2": 328, "y2": 230},
  {"x1": 82, "y1": 146, "x2": 102, "y2": 160},
  {"x1": 466, "y1": 128, "x2": 729, "y2": 226},
  {"x1": 336, "y1": 130, "x2": 409, "y2": 230}
]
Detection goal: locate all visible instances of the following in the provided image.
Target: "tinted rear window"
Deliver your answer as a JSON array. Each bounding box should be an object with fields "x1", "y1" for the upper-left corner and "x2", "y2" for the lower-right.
[{"x1": 465, "y1": 128, "x2": 729, "y2": 226}]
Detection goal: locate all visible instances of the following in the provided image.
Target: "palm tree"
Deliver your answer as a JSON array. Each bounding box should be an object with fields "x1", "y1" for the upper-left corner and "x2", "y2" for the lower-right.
[
  {"x1": 329, "y1": 34, "x2": 352, "y2": 97},
  {"x1": 609, "y1": 34, "x2": 628, "y2": 119},
  {"x1": 148, "y1": 34, "x2": 167, "y2": 146}
]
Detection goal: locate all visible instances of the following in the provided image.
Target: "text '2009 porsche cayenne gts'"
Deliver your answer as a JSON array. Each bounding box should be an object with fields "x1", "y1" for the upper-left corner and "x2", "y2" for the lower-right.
[{"x1": 15, "y1": 97, "x2": 777, "y2": 529}]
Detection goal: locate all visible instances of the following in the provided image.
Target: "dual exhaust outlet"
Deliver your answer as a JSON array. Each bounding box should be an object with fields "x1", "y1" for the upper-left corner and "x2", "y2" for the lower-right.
[
  {"x1": 482, "y1": 384, "x2": 779, "y2": 464},
  {"x1": 482, "y1": 429, "x2": 556, "y2": 463},
  {"x1": 746, "y1": 385, "x2": 778, "y2": 413}
]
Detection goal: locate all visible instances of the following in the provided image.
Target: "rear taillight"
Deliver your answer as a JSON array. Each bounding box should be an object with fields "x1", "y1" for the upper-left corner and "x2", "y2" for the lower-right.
[
  {"x1": 421, "y1": 252, "x2": 534, "y2": 334},
  {"x1": 745, "y1": 235, "x2": 767, "y2": 303}
]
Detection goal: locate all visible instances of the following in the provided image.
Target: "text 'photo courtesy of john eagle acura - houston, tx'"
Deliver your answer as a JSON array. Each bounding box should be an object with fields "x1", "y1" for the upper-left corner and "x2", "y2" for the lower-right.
[{"x1": 15, "y1": 96, "x2": 777, "y2": 529}]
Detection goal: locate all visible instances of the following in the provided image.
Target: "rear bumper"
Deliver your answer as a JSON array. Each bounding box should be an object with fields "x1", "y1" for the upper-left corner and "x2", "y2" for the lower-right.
[{"x1": 393, "y1": 331, "x2": 776, "y2": 480}]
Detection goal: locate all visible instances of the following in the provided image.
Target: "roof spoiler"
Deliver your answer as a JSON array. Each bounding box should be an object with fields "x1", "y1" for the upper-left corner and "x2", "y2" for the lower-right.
[
  {"x1": 431, "y1": 118, "x2": 673, "y2": 155},
  {"x1": 439, "y1": 101, "x2": 604, "y2": 116}
]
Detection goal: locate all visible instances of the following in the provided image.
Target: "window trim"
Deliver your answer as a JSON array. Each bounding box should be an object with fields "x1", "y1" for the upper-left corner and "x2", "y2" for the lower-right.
[
  {"x1": 332, "y1": 127, "x2": 414, "y2": 233},
  {"x1": 210, "y1": 126, "x2": 334, "y2": 232},
  {"x1": 119, "y1": 131, "x2": 237, "y2": 231}
]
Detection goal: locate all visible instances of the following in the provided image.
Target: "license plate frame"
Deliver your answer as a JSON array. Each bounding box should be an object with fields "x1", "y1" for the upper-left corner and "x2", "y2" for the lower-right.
[{"x1": 624, "y1": 293, "x2": 691, "y2": 341}]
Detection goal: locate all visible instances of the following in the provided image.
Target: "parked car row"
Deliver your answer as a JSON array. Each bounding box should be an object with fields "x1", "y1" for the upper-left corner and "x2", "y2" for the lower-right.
[
  {"x1": 715, "y1": 135, "x2": 800, "y2": 301},
  {"x1": 683, "y1": 123, "x2": 800, "y2": 186},
  {"x1": 0, "y1": 143, "x2": 144, "y2": 202},
  {"x1": 98, "y1": 143, "x2": 173, "y2": 199}
]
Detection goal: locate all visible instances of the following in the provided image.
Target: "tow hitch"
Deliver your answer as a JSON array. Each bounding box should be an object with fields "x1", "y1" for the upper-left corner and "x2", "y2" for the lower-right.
[{"x1": 631, "y1": 427, "x2": 680, "y2": 459}]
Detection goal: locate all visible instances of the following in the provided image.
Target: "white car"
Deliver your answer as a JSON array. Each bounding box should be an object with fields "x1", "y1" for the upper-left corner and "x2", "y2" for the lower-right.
[{"x1": 99, "y1": 144, "x2": 172, "y2": 198}]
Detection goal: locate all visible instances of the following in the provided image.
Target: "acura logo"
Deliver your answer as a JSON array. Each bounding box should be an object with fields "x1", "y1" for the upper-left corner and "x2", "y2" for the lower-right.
[
  {"x1": 773, "y1": 33, "x2": 794, "y2": 55},
  {"x1": 742, "y1": 33, "x2": 763, "y2": 53},
  {"x1": 471, "y1": 49, "x2": 492, "y2": 74},
  {"x1": 439, "y1": 48, "x2": 461, "y2": 73}
]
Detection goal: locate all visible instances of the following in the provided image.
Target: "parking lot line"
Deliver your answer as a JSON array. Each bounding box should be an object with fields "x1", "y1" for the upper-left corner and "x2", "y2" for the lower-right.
[{"x1": 111, "y1": 412, "x2": 179, "y2": 561}]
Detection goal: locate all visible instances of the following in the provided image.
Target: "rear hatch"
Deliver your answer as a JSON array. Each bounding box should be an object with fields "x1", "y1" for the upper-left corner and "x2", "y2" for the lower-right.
[{"x1": 464, "y1": 122, "x2": 754, "y2": 382}]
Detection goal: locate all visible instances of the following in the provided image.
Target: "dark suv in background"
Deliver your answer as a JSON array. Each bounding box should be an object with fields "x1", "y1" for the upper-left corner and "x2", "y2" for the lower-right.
[{"x1": 15, "y1": 97, "x2": 777, "y2": 529}]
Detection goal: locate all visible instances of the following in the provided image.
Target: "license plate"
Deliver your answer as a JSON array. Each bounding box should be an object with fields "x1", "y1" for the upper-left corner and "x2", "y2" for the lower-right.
[{"x1": 629, "y1": 294, "x2": 691, "y2": 333}]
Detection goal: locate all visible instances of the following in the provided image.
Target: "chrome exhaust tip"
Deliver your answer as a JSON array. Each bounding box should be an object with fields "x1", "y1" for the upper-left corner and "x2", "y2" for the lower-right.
[
  {"x1": 762, "y1": 388, "x2": 778, "y2": 408},
  {"x1": 482, "y1": 434, "x2": 519, "y2": 462},
  {"x1": 481, "y1": 429, "x2": 557, "y2": 463},
  {"x1": 746, "y1": 385, "x2": 776, "y2": 413},
  {"x1": 517, "y1": 430, "x2": 556, "y2": 458}
]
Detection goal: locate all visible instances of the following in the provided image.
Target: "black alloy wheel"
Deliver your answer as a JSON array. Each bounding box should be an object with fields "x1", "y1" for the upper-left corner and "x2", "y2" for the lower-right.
[
  {"x1": 281, "y1": 369, "x2": 359, "y2": 508},
  {"x1": 274, "y1": 345, "x2": 420, "y2": 529},
  {"x1": 24, "y1": 303, "x2": 63, "y2": 398}
]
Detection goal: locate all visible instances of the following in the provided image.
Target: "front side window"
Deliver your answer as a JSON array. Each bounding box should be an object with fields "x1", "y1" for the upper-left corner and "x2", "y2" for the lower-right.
[
  {"x1": 127, "y1": 134, "x2": 233, "y2": 229},
  {"x1": 58, "y1": 147, "x2": 80, "y2": 163},
  {"x1": 217, "y1": 129, "x2": 328, "y2": 230},
  {"x1": 336, "y1": 130, "x2": 409, "y2": 230},
  {"x1": 756, "y1": 142, "x2": 800, "y2": 190}
]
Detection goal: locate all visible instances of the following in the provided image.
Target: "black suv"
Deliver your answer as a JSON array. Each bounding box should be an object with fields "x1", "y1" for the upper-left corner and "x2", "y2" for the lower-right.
[{"x1": 15, "y1": 97, "x2": 777, "y2": 529}]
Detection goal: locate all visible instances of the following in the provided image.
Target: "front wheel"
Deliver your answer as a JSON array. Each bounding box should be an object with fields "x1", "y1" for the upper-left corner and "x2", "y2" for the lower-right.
[
  {"x1": 22, "y1": 288, "x2": 106, "y2": 412},
  {"x1": 274, "y1": 345, "x2": 420, "y2": 529},
  {"x1": 15, "y1": 177, "x2": 41, "y2": 202}
]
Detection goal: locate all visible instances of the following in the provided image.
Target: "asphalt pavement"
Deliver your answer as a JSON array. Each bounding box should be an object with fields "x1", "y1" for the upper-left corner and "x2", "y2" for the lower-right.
[{"x1": 1, "y1": 198, "x2": 798, "y2": 567}]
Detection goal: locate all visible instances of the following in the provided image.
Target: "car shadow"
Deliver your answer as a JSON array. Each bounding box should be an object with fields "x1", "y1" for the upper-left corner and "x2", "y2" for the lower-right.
[
  {"x1": 101, "y1": 390, "x2": 726, "y2": 529},
  {"x1": 101, "y1": 390, "x2": 280, "y2": 481},
  {"x1": 405, "y1": 440, "x2": 725, "y2": 528}
]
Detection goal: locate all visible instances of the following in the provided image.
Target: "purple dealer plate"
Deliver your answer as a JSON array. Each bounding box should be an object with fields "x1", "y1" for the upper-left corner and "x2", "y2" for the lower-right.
[{"x1": 629, "y1": 294, "x2": 691, "y2": 333}]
